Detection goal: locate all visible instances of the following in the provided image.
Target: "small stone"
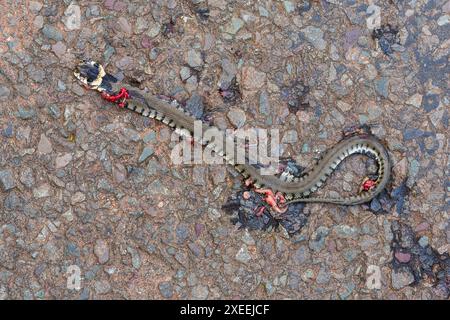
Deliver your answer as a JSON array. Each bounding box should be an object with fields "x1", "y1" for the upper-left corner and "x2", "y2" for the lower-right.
[
  {"x1": 309, "y1": 226, "x2": 329, "y2": 252},
  {"x1": 343, "y1": 249, "x2": 358, "y2": 262},
  {"x1": 117, "y1": 17, "x2": 131, "y2": 34},
  {"x1": 406, "y1": 93, "x2": 422, "y2": 108},
  {"x1": 51, "y1": 41, "x2": 66, "y2": 58},
  {"x1": 63, "y1": 4, "x2": 81, "y2": 30},
  {"x1": 180, "y1": 67, "x2": 191, "y2": 81},
  {"x1": 293, "y1": 245, "x2": 310, "y2": 264},
  {"x1": 94, "y1": 280, "x2": 111, "y2": 295},
  {"x1": 158, "y1": 281, "x2": 173, "y2": 299},
  {"x1": 29, "y1": 1, "x2": 43, "y2": 13},
  {"x1": 19, "y1": 168, "x2": 34, "y2": 188},
  {"x1": 391, "y1": 267, "x2": 415, "y2": 289},
  {"x1": 258, "y1": 6, "x2": 269, "y2": 17},
  {"x1": 94, "y1": 239, "x2": 109, "y2": 264},
  {"x1": 375, "y1": 77, "x2": 389, "y2": 98},
  {"x1": 0, "y1": 170, "x2": 16, "y2": 191},
  {"x1": 370, "y1": 198, "x2": 382, "y2": 212},
  {"x1": 138, "y1": 147, "x2": 154, "y2": 163},
  {"x1": 259, "y1": 90, "x2": 270, "y2": 115},
  {"x1": 235, "y1": 245, "x2": 251, "y2": 263},
  {"x1": 421, "y1": 93, "x2": 440, "y2": 112},
  {"x1": 189, "y1": 284, "x2": 209, "y2": 300},
  {"x1": 437, "y1": 15, "x2": 450, "y2": 26},
  {"x1": 227, "y1": 108, "x2": 246, "y2": 128},
  {"x1": 185, "y1": 93, "x2": 204, "y2": 119},
  {"x1": 334, "y1": 225, "x2": 358, "y2": 239},
  {"x1": 336, "y1": 101, "x2": 352, "y2": 112},
  {"x1": 185, "y1": 49, "x2": 203, "y2": 69},
  {"x1": 33, "y1": 183, "x2": 50, "y2": 198},
  {"x1": 192, "y1": 167, "x2": 206, "y2": 186},
  {"x1": 71, "y1": 192, "x2": 85, "y2": 204},
  {"x1": 38, "y1": 134, "x2": 52, "y2": 154},
  {"x1": 301, "y1": 26, "x2": 327, "y2": 50},
  {"x1": 282, "y1": 130, "x2": 298, "y2": 144},
  {"x1": 394, "y1": 251, "x2": 411, "y2": 263},
  {"x1": 33, "y1": 16, "x2": 44, "y2": 29},
  {"x1": 241, "y1": 66, "x2": 266, "y2": 90},
  {"x1": 223, "y1": 17, "x2": 244, "y2": 35},
  {"x1": 418, "y1": 236, "x2": 429, "y2": 247},
  {"x1": 283, "y1": 1, "x2": 295, "y2": 13},
  {"x1": 316, "y1": 267, "x2": 330, "y2": 284},
  {"x1": 16, "y1": 106, "x2": 36, "y2": 120},
  {"x1": 55, "y1": 153, "x2": 72, "y2": 169},
  {"x1": 0, "y1": 86, "x2": 11, "y2": 101},
  {"x1": 146, "y1": 21, "x2": 161, "y2": 38},
  {"x1": 143, "y1": 131, "x2": 156, "y2": 144},
  {"x1": 41, "y1": 24, "x2": 63, "y2": 41},
  {"x1": 127, "y1": 247, "x2": 141, "y2": 269}
]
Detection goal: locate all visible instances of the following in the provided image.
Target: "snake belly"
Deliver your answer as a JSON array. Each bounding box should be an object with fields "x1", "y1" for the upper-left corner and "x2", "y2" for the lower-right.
[{"x1": 73, "y1": 61, "x2": 391, "y2": 205}]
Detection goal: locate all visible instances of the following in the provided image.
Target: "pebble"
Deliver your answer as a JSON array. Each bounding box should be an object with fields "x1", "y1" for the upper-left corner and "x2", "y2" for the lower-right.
[
  {"x1": 293, "y1": 245, "x2": 310, "y2": 264},
  {"x1": 421, "y1": 93, "x2": 440, "y2": 112},
  {"x1": 241, "y1": 66, "x2": 266, "y2": 90},
  {"x1": 127, "y1": 247, "x2": 141, "y2": 269},
  {"x1": 223, "y1": 17, "x2": 244, "y2": 35},
  {"x1": 94, "y1": 280, "x2": 111, "y2": 295},
  {"x1": 227, "y1": 108, "x2": 246, "y2": 128},
  {"x1": 180, "y1": 67, "x2": 191, "y2": 81},
  {"x1": 283, "y1": 1, "x2": 295, "y2": 13},
  {"x1": 62, "y1": 4, "x2": 81, "y2": 30},
  {"x1": 391, "y1": 268, "x2": 415, "y2": 289},
  {"x1": 301, "y1": 26, "x2": 327, "y2": 50},
  {"x1": 33, "y1": 184, "x2": 50, "y2": 198},
  {"x1": 235, "y1": 245, "x2": 251, "y2": 263},
  {"x1": 191, "y1": 284, "x2": 209, "y2": 299},
  {"x1": 71, "y1": 192, "x2": 86, "y2": 204},
  {"x1": 185, "y1": 93, "x2": 204, "y2": 119},
  {"x1": 192, "y1": 167, "x2": 206, "y2": 186},
  {"x1": 282, "y1": 130, "x2": 298, "y2": 144},
  {"x1": 437, "y1": 15, "x2": 450, "y2": 26},
  {"x1": 375, "y1": 78, "x2": 389, "y2": 98},
  {"x1": 159, "y1": 281, "x2": 173, "y2": 299},
  {"x1": 185, "y1": 49, "x2": 203, "y2": 70},
  {"x1": 0, "y1": 170, "x2": 16, "y2": 191},
  {"x1": 55, "y1": 153, "x2": 72, "y2": 169},
  {"x1": 309, "y1": 226, "x2": 329, "y2": 252},
  {"x1": 147, "y1": 21, "x2": 161, "y2": 38},
  {"x1": 41, "y1": 24, "x2": 63, "y2": 41},
  {"x1": 94, "y1": 239, "x2": 109, "y2": 264},
  {"x1": 138, "y1": 147, "x2": 154, "y2": 163},
  {"x1": 29, "y1": 1, "x2": 43, "y2": 13},
  {"x1": 0, "y1": 86, "x2": 11, "y2": 101},
  {"x1": 418, "y1": 236, "x2": 429, "y2": 248},
  {"x1": 117, "y1": 17, "x2": 131, "y2": 34},
  {"x1": 406, "y1": 93, "x2": 422, "y2": 108},
  {"x1": 33, "y1": 16, "x2": 44, "y2": 29},
  {"x1": 51, "y1": 42, "x2": 66, "y2": 58},
  {"x1": 19, "y1": 168, "x2": 34, "y2": 188},
  {"x1": 259, "y1": 90, "x2": 270, "y2": 115},
  {"x1": 395, "y1": 251, "x2": 411, "y2": 263},
  {"x1": 17, "y1": 107, "x2": 36, "y2": 120},
  {"x1": 334, "y1": 225, "x2": 358, "y2": 239},
  {"x1": 37, "y1": 134, "x2": 52, "y2": 154}
]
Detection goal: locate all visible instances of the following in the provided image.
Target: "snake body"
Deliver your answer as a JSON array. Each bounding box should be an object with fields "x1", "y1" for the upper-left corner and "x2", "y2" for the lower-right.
[{"x1": 74, "y1": 61, "x2": 391, "y2": 206}]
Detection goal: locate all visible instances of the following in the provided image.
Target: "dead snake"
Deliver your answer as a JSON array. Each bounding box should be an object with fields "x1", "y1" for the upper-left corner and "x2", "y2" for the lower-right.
[{"x1": 73, "y1": 60, "x2": 391, "y2": 207}]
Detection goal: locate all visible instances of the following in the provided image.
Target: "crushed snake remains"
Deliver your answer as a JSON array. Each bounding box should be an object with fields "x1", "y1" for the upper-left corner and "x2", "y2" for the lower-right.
[{"x1": 73, "y1": 60, "x2": 391, "y2": 213}]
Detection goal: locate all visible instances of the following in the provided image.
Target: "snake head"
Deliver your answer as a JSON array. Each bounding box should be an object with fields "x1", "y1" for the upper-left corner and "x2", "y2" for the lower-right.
[{"x1": 73, "y1": 59, "x2": 118, "y2": 93}]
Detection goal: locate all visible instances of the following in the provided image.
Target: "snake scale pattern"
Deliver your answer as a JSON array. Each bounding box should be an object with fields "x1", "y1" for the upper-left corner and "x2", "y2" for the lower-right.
[{"x1": 74, "y1": 60, "x2": 391, "y2": 207}]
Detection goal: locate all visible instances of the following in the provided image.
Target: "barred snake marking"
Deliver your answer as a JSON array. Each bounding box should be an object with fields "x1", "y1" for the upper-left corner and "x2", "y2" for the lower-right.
[{"x1": 74, "y1": 60, "x2": 391, "y2": 207}]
